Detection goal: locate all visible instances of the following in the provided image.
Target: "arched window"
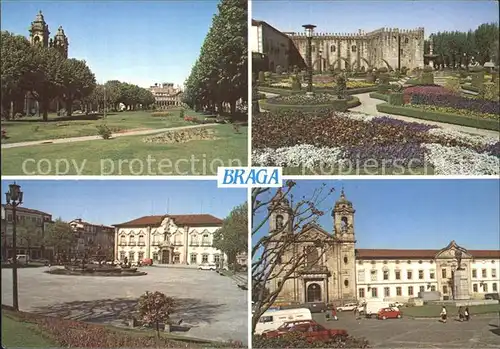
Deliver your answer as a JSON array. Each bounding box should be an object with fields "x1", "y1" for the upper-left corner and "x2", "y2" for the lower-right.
[
  {"x1": 138, "y1": 235, "x2": 145, "y2": 245},
  {"x1": 276, "y1": 215, "x2": 284, "y2": 229},
  {"x1": 202, "y1": 234, "x2": 210, "y2": 246},
  {"x1": 191, "y1": 233, "x2": 199, "y2": 246},
  {"x1": 341, "y1": 217, "x2": 348, "y2": 232},
  {"x1": 351, "y1": 45, "x2": 357, "y2": 52},
  {"x1": 129, "y1": 235, "x2": 135, "y2": 245},
  {"x1": 330, "y1": 45, "x2": 336, "y2": 53}
]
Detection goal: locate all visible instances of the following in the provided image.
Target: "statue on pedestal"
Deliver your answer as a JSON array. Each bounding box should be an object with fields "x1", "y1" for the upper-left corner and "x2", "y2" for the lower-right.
[{"x1": 454, "y1": 249, "x2": 463, "y2": 270}]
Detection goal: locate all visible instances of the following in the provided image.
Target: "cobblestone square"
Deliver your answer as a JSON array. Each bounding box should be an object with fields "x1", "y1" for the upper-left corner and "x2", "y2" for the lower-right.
[{"x1": 1, "y1": 266, "x2": 248, "y2": 343}]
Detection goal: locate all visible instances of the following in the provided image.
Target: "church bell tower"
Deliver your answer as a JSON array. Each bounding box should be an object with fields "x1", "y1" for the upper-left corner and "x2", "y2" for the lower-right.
[
  {"x1": 52, "y1": 26, "x2": 69, "y2": 58},
  {"x1": 29, "y1": 10, "x2": 50, "y2": 47},
  {"x1": 332, "y1": 188, "x2": 356, "y2": 242}
]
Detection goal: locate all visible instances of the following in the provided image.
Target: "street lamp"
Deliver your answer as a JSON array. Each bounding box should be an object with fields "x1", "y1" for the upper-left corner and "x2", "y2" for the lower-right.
[
  {"x1": 302, "y1": 24, "x2": 316, "y2": 96},
  {"x1": 5, "y1": 182, "x2": 23, "y2": 311}
]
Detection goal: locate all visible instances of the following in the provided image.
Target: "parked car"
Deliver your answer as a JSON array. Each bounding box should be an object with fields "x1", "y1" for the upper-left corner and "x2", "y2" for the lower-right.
[
  {"x1": 8, "y1": 255, "x2": 29, "y2": 265},
  {"x1": 390, "y1": 302, "x2": 404, "y2": 308},
  {"x1": 263, "y1": 320, "x2": 348, "y2": 343},
  {"x1": 337, "y1": 303, "x2": 358, "y2": 312},
  {"x1": 377, "y1": 307, "x2": 402, "y2": 320},
  {"x1": 484, "y1": 293, "x2": 500, "y2": 300},
  {"x1": 303, "y1": 302, "x2": 328, "y2": 313},
  {"x1": 199, "y1": 263, "x2": 217, "y2": 270},
  {"x1": 262, "y1": 319, "x2": 316, "y2": 337}
]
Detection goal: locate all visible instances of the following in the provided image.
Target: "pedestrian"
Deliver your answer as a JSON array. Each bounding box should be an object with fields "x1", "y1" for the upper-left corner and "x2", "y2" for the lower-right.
[
  {"x1": 464, "y1": 307, "x2": 470, "y2": 321},
  {"x1": 332, "y1": 306, "x2": 338, "y2": 321},
  {"x1": 440, "y1": 306, "x2": 447, "y2": 323},
  {"x1": 458, "y1": 306, "x2": 464, "y2": 321}
]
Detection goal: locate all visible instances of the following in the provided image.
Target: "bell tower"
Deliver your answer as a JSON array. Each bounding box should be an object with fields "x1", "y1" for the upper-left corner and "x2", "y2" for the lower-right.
[
  {"x1": 52, "y1": 26, "x2": 69, "y2": 58},
  {"x1": 332, "y1": 188, "x2": 355, "y2": 241},
  {"x1": 268, "y1": 188, "x2": 293, "y2": 235},
  {"x1": 29, "y1": 11, "x2": 50, "y2": 47}
]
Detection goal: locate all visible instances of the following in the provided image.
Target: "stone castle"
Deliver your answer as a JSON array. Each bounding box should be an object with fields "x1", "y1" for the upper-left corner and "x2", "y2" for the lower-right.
[
  {"x1": 28, "y1": 10, "x2": 69, "y2": 58},
  {"x1": 251, "y1": 20, "x2": 425, "y2": 72}
]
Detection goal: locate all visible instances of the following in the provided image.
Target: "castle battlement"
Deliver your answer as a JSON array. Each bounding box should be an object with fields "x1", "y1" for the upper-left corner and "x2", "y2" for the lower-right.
[{"x1": 288, "y1": 27, "x2": 424, "y2": 39}]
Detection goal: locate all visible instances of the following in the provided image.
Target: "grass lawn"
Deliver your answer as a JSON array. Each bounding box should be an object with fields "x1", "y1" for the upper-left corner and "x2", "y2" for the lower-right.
[
  {"x1": 1, "y1": 124, "x2": 248, "y2": 175},
  {"x1": 1, "y1": 108, "x2": 212, "y2": 144},
  {"x1": 284, "y1": 166, "x2": 435, "y2": 176},
  {"x1": 2, "y1": 314, "x2": 57, "y2": 347},
  {"x1": 403, "y1": 303, "x2": 500, "y2": 317}
]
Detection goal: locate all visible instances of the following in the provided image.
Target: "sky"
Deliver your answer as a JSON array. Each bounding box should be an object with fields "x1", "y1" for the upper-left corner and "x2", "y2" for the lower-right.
[
  {"x1": 252, "y1": 0, "x2": 499, "y2": 38},
  {"x1": 0, "y1": 0, "x2": 221, "y2": 87},
  {"x1": 253, "y1": 179, "x2": 500, "y2": 251},
  {"x1": 0, "y1": 180, "x2": 247, "y2": 226}
]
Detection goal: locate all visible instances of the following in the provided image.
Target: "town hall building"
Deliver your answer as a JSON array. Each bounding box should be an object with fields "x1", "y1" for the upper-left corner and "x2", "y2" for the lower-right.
[
  {"x1": 266, "y1": 190, "x2": 500, "y2": 305},
  {"x1": 113, "y1": 214, "x2": 227, "y2": 266}
]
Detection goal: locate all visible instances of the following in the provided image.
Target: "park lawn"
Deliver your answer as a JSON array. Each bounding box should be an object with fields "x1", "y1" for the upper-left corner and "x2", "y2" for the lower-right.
[
  {"x1": 2, "y1": 313, "x2": 57, "y2": 347},
  {"x1": 403, "y1": 303, "x2": 500, "y2": 317},
  {"x1": 1, "y1": 108, "x2": 209, "y2": 144},
  {"x1": 1, "y1": 124, "x2": 248, "y2": 175}
]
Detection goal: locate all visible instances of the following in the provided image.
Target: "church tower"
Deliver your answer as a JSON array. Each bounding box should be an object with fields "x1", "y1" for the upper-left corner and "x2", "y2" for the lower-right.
[
  {"x1": 333, "y1": 188, "x2": 356, "y2": 242},
  {"x1": 52, "y1": 26, "x2": 69, "y2": 58},
  {"x1": 29, "y1": 11, "x2": 50, "y2": 47},
  {"x1": 268, "y1": 188, "x2": 293, "y2": 235}
]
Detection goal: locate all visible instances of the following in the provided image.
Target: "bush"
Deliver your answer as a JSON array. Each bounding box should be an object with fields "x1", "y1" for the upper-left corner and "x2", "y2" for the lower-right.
[
  {"x1": 472, "y1": 71, "x2": 485, "y2": 88},
  {"x1": 401, "y1": 66, "x2": 409, "y2": 75},
  {"x1": 420, "y1": 72, "x2": 434, "y2": 84},
  {"x1": 179, "y1": 109, "x2": 185, "y2": 118},
  {"x1": 469, "y1": 65, "x2": 484, "y2": 73},
  {"x1": 484, "y1": 82, "x2": 500, "y2": 101},
  {"x1": 459, "y1": 70, "x2": 469, "y2": 79},
  {"x1": 137, "y1": 291, "x2": 175, "y2": 338},
  {"x1": 369, "y1": 92, "x2": 390, "y2": 101},
  {"x1": 335, "y1": 74, "x2": 347, "y2": 98},
  {"x1": 445, "y1": 77, "x2": 461, "y2": 94},
  {"x1": 291, "y1": 75, "x2": 301, "y2": 91},
  {"x1": 377, "y1": 84, "x2": 391, "y2": 93},
  {"x1": 388, "y1": 92, "x2": 404, "y2": 106},
  {"x1": 96, "y1": 124, "x2": 112, "y2": 139},
  {"x1": 423, "y1": 65, "x2": 433, "y2": 72},
  {"x1": 365, "y1": 71, "x2": 377, "y2": 83},
  {"x1": 253, "y1": 333, "x2": 370, "y2": 348}
]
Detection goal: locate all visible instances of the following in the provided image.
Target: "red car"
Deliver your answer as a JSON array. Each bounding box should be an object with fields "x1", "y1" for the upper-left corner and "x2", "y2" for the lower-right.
[
  {"x1": 377, "y1": 307, "x2": 403, "y2": 320},
  {"x1": 262, "y1": 320, "x2": 348, "y2": 342}
]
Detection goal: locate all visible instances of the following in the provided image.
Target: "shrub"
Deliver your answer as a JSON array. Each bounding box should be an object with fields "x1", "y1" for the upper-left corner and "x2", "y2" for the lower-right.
[
  {"x1": 377, "y1": 84, "x2": 391, "y2": 93},
  {"x1": 423, "y1": 65, "x2": 433, "y2": 72},
  {"x1": 492, "y1": 72, "x2": 498, "y2": 83},
  {"x1": 469, "y1": 65, "x2": 484, "y2": 73},
  {"x1": 258, "y1": 71, "x2": 265, "y2": 83},
  {"x1": 268, "y1": 93, "x2": 342, "y2": 106},
  {"x1": 365, "y1": 71, "x2": 377, "y2": 83},
  {"x1": 484, "y1": 82, "x2": 500, "y2": 101},
  {"x1": 335, "y1": 74, "x2": 347, "y2": 98},
  {"x1": 179, "y1": 109, "x2": 185, "y2": 118},
  {"x1": 445, "y1": 77, "x2": 461, "y2": 94},
  {"x1": 472, "y1": 71, "x2": 485, "y2": 88},
  {"x1": 420, "y1": 72, "x2": 434, "y2": 84},
  {"x1": 388, "y1": 92, "x2": 404, "y2": 106},
  {"x1": 459, "y1": 70, "x2": 469, "y2": 79},
  {"x1": 96, "y1": 124, "x2": 112, "y2": 139},
  {"x1": 291, "y1": 75, "x2": 301, "y2": 91},
  {"x1": 401, "y1": 66, "x2": 409, "y2": 75},
  {"x1": 253, "y1": 333, "x2": 370, "y2": 348},
  {"x1": 137, "y1": 291, "x2": 175, "y2": 338}
]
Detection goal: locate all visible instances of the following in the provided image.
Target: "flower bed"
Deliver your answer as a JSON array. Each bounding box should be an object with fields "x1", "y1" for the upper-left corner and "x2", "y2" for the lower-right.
[
  {"x1": 253, "y1": 332, "x2": 369, "y2": 348},
  {"x1": 261, "y1": 96, "x2": 360, "y2": 113},
  {"x1": 268, "y1": 81, "x2": 375, "y2": 89},
  {"x1": 268, "y1": 94, "x2": 343, "y2": 105},
  {"x1": 252, "y1": 110, "x2": 499, "y2": 175}
]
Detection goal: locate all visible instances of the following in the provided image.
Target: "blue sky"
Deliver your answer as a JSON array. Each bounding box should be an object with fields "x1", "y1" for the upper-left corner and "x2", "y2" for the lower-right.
[
  {"x1": 1, "y1": 180, "x2": 247, "y2": 226},
  {"x1": 252, "y1": 0, "x2": 499, "y2": 38},
  {"x1": 1, "y1": 0, "x2": 220, "y2": 87},
  {"x1": 253, "y1": 179, "x2": 500, "y2": 251}
]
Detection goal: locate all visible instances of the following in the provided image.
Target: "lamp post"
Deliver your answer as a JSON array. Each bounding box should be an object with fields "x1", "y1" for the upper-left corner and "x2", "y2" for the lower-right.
[
  {"x1": 303, "y1": 24, "x2": 316, "y2": 96},
  {"x1": 5, "y1": 182, "x2": 23, "y2": 311},
  {"x1": 103, "y1": 83, "x2": 107, "y2": 118}
]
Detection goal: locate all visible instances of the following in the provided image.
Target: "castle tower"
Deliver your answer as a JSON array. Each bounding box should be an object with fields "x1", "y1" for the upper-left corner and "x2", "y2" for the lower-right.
[
  {"x1": 52, "y1": 26, "x2": 69, "y2": 58},
  {"x1": 29, "y1": 10, "x2": 50, "y2": 47},
  {"x1": 268, "y1": 188, "x2": 293, "y2": 234}
]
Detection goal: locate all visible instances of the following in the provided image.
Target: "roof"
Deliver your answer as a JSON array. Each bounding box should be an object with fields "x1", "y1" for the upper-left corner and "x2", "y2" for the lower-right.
[
  {"x1": 252, "y1": 19, "x2": 291, "y2": 40},
  {"x1": 2, "y1": 204, "x2": 52, "y2": 217},
  {"x1": 69, "y1": 218, "x2": 114, "y2": 230},
  {"x1": 114, "y1": 214, "x2": 223, "y2": 227},
  {"x1": 357, "y1": 249, "x2": 500, "y2": 259}
]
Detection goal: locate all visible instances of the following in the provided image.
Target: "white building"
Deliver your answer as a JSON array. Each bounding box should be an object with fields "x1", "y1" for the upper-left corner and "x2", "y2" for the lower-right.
[{"x1": 113, "y1": 214, "x2": 227, "y2": 265}]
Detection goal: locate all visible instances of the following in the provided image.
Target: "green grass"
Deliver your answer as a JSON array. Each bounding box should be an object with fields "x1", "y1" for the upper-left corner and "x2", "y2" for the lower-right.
[
  {"x1": 2, "y1": 314, "x2": 56, "y2": 347},
  {"x1": 1, "y1": 124, "x2": 247, "y2": 175},
  {"x1": 1, "y1": 108, "x2": 213, "y2": 144},
  {"x1": 403, "y1": 303, "x2": 500, "y2": 317}
]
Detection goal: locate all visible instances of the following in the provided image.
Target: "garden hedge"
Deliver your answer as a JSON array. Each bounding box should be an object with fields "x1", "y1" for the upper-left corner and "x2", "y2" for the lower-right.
[
  {"x1": 376, "y1": 103, "x2": 499, "y2": 131},
  {"x1": 461, "y1": 84, "x2": 480, "y2": 93},
  {"x1": 260, "y1": 97, "x2": 360, "y2": 113},
  {"x1": 369, "y1": 92, "x2": 389, "y2": 101},
  {"x1": 257, "y1": 86, "x2": 378, "y2": 96}
]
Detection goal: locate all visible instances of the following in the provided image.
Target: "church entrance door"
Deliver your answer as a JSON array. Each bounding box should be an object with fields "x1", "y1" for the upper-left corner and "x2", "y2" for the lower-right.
[
  {"x1": 307, "y1": 283, "x2": 322, "y2": 302},
  {"x1": 161, "y1": 249, "x2": 170, "y2": 264}
]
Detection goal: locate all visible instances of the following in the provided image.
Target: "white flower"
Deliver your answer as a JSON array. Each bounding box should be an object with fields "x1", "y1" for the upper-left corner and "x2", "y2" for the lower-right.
[
  {"x1": 253, "y1": 145, "x2": 343, "y2": 168},
  {"x1": 428, "y1": 128, "x2": 499, "y2": 147},
  {"x1": 424, "y1": 143, "x2": 500, "y2": 175}
]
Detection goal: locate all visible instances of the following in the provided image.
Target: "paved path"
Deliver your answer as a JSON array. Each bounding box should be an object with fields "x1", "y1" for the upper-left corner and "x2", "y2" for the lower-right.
[
  {"x1": 1, "y1": 266, "x2": 247, "y2": 343},
  {"x1": 316, "y1": 312, "x2": 500, "y2": 348},
  {"x1": 350, "y1": 93, "x2": 499, "y2": 138},
  {"x1": 1, "y1": 123, "x2": 216, "y2": 149}
]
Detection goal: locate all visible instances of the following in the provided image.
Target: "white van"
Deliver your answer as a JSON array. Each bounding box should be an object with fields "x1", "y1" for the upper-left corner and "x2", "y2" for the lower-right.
[
  {"x1": 254, "y1": 308, "x2": 312, "y2": 335},
  {"x1": 364, "y1": 300, "x2": 392, "y2": 318}
]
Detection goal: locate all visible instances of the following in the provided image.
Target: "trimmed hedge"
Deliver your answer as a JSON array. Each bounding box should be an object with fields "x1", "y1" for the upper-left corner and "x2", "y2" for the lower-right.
[
  {"x1": 376, "y1": 103, "x2": 500, "y2": 131},
  {"x1": 260, "y1": 97, "x2": 360, "y2": 113},
  {"x1": 369, "y1": 92, "x2": 389, "y2": 101},
  {"x1": 257, "y1": 86, "x2": 378, "y2": 96},
  {"x1": 461, "y1": 84, "x2": 480, "y2": 93},
  {"x1": 388, "y1": 92, "x2": 404, "y2": 106}
]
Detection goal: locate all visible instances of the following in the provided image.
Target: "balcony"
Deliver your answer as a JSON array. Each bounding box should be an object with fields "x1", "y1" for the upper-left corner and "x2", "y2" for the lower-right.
[
  {"x1": 128, "y1": 242, "x2": 137, "y2": 246},
  {"x1": 138, "y1": 242, "x2": 146, "y2": 246}
]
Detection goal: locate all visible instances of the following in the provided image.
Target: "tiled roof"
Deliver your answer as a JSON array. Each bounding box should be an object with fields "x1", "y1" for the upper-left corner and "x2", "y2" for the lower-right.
[
  {"x1": 114, "y1": 214, "x2": 223, "y2": 227},
  {"x1": 2, "y1": 204, "x2": 51, "y2": 217},
  {"x1": 357, "y1": 249, "x2": 500, "y2": 259}
]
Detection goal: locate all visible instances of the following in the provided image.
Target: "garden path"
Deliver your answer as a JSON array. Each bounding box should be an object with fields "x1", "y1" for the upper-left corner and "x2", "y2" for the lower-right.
[
  {"x1": 1, "y1": 123, "x2": 216, "y2": 149},
  {"x1": 351, "y1": 93, "x2": 499, "y2": 138}
]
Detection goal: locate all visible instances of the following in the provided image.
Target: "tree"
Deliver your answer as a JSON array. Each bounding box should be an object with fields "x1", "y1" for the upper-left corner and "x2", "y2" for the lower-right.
[
  {"x1": 137, "y1": 291, "x2": 175, "y2": 338},
  {"x1": 213, "y1": 202, "x2": 248, "y2": 269},
  {"x1": 59, "y1": 58, "x2": 96, "y2": 116},
  {"x1": 251, "y1": 181, "x2": 335, "y2": 334},
  {"x1": 17, "y1": 219, "x2": 41, "y2": 259},
  {"x1": 43, "y1": 218, "x2": 77, "y2": 262}
]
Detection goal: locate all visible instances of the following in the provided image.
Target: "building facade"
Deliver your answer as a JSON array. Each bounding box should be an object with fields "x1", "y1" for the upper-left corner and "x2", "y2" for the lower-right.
[
  {"x1": 1, "y1": 205, "x2": 53, "y2": 260},
  {"x1": 149, "y1": 83, "x2": 183, "y2": 109},
  {"x1": 267, "y1": 191, "x2": 500, "y2": 305},
  {"x1": 68, "y1": 219, "x2": 115, "y2": 258},
  {"x1": 113, "y1": 214, "x2": 227, "y2": 265},
  {"x1": 251, "y1": 19, "x2": 425, "y2": 72}
]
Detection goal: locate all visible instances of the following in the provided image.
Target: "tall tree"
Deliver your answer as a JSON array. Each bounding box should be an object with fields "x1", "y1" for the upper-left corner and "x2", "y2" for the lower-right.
[
  {"x1": 59, "y1": 58, "x2": 96, "y2": 116},
  {"x1": 17, "y1": 219, "x2": 41, "y2": 259},
  {"x1": 213, "y1": 202, "x2": 248, "y2": 268},
  {"x1": 43, "y1": 219, "x2": 77, "y2": 262},
  {"x1": 251, "y1": 181, "x2": 335, "y2": 333}
]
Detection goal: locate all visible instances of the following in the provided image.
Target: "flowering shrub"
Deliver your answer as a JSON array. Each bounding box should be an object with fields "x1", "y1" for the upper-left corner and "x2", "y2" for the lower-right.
[
  {"x1": 253, "y1": 332, "x2": 370, "y2": 348},
  {"x1": 252, "y1": 110, "x2": 499, "y2": 174},
  {"x1": 137, "y1": 291, "x2": 175, "y2": 338}
]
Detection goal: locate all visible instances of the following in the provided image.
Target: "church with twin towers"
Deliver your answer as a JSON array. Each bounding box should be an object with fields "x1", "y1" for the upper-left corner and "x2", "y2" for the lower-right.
[{"x1": 28, "y1": 10, "x2": 69, "y2": 59}]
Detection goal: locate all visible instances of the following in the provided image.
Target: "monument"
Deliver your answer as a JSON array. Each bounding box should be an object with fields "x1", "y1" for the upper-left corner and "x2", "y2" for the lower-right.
[{"x1": 452, "y1": 249, "x2": 471, "y2": 300}]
